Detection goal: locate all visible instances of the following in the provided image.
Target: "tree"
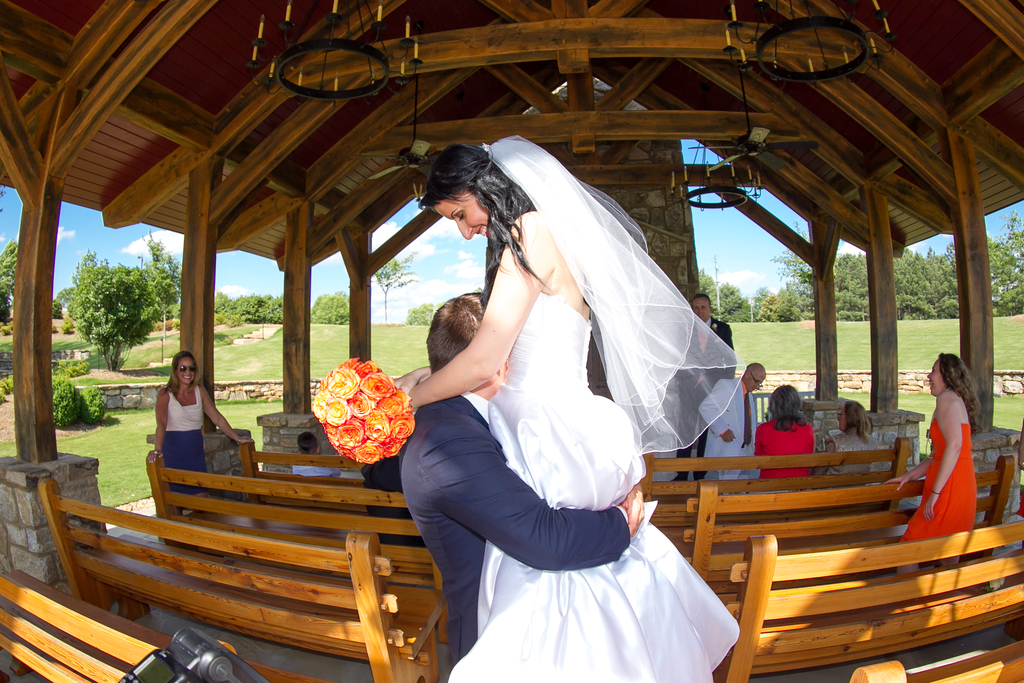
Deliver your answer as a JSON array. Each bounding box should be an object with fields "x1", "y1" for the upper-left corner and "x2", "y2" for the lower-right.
[
  {"x1": 143, "y1": 233, "x2": 181, "y2": 363},
  {"x1": 406, "y1": 302, "x2": 437, "y2": 326},
  {"x1": 771, "y1": 232, "x2": 813, "y2": 319},
  {"x1": 374, "y1": 255, "x2": 417, "y2": 324},
  {"x1": 68, "y1": 252, "x2": 156, "y2": 370},
  {"x1": 56, "y1": 287, "x2": 75, "y2": 311},
  {"x1": 833, "y1": 253, "x2": 869, "y2": 321},
  {"x1": 311, "y1": 292, "x2": 350, "y2": 325},
  {"x1": 990, "y1": 211, "x2": 1024, "y2": 316},
  {"x1": 0, "y1": 240, "x2": 17, "y2": 322},
  {"x1": 697, "y1": 269, "x2": 716, "y2": 300},
  {"x1": 716, "y1": 282, "x2": 750, "y2": 323}
]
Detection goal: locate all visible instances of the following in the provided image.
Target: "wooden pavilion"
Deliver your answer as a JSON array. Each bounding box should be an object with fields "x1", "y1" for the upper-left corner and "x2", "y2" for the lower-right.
[{"x1": 1, "y1": 0, "x2": 1023, "y2": 467}]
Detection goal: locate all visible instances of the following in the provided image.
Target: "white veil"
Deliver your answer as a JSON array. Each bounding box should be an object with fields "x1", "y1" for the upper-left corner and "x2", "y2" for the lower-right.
[{"x1": 490, "y1": 136, "x2": 745, "y2": 453}]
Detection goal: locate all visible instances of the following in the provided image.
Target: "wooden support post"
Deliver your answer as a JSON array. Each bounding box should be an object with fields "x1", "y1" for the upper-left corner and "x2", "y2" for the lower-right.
[
  {"x1": 941, "y1": 130, "x2": 995, "y2": 432},
  {"x1": 862, "y1": 188, "x2": 898, "y2": 413},
  {"x1": 811, "y1": 218, "x2": 840, "y2": 402},
  {"x1": 179, "y1": 157, "x2": 221, "y2": 431},
  {"x1": 12, "y1": 176, "x2": 63, "y2": 464},
  {"x1": 348, "y1": 231, "x2": 372, "y2": 363},
  {"x1": 283, "y1": 203, "x2": 312, "y2": 414}
]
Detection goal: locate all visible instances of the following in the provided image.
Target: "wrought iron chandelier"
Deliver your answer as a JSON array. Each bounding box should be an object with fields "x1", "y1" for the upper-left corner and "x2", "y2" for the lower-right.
[
  {"x1": 723, "y1": 0, "x2": 896, "y2": 83},
  {"x1": 246, "y1": 1, "x2": 424, "y2": 100},
  {"x1": 670, "y1": 161, "x2": 763, "y2": 210}
]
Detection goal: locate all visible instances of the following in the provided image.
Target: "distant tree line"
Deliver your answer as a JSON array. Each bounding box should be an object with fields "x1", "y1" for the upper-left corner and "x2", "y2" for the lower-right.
[{"x1": 702, "y1": 211, "x2": 1023, "y2": 323}]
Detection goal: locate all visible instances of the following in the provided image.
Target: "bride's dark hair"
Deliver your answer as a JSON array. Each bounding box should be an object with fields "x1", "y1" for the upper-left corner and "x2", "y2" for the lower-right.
[{"x1": 420, "y1": 144, "x2": 538, "y2": 306}]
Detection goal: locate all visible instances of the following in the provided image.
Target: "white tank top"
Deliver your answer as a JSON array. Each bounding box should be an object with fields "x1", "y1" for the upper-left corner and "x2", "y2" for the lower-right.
[{"x1": 167, "y1": 387, "x2": 203, "y2": 431}]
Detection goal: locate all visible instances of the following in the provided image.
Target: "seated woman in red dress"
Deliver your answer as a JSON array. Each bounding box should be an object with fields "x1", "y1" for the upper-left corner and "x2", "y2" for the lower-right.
[{"x1": 755, "y1": 385, "x2": 816, "y2": 478}]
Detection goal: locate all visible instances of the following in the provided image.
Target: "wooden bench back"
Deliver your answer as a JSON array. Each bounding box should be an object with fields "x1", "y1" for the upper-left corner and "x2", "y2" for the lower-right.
[
  {"x1": 147, "y1": 456, "x2": 437, "y2": 586},
  {"x1": 684, "y1": 454, "x2": 1015, "y2": 583},
  {"x1": 39, "y1": 479, "x2": 441, "y2": 683},
  {"x1": 642, "y1": 436, "x2": 912, "y2": 500},
  {"x1": 849, "y1": 639, "x2": 1024, "y2": 682},
  {"x1": 720, "y1": 521, "x2": 1024, "y2": 682},
  {"x1": 0, "y1": 571, "x2": 330, "y2": 683}
]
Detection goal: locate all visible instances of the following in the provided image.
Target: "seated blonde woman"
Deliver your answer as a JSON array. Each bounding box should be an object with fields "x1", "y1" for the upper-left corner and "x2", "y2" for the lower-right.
[{"x1": 811, "y1": 400, "x2": 877, "y2": 475}]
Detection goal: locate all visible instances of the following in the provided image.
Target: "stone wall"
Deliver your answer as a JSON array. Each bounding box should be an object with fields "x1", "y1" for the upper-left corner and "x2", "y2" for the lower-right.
[
  {"x1": 0, "y1": 349, "x2": 91, "y2": 377},
  {"x1": 0, "y1": 454, "x2": 101, "y2": 590},
  {"x1": 970, "y1": 429, "x2": 1021, "y2": 523},
  {"x1": 802, "y1": 399, "x2": 924, "y2": 460},
  {"x1": 99, "y1": 379, "x2": 320, "y2": 409},
  {"x1": 762, "y1": 370, "x2": 1024, "y2": 396},
  {"x1": 257, "y1": 413, "x2": 362, "y2": 479}
]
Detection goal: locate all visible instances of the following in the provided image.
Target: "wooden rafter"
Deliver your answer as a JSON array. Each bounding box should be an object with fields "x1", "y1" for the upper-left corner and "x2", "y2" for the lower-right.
[
  {"x1": 957, "y1": 0, "x2": 1024, "y2": 64},
  {"x1": 484, "y1": 64, "x2": 567, "y2": 113},
  {"x1": 363, "y1": 110, "x2": 802, "y2": 154},
  {"x1": 63, "y1": 0, "x2": 156, "y2": 89},
  {"x1": 0, "y1": 52, "x2": 43, "y2": 203},
  {"x1": 596, "y1": 58, "x2": 671, "y2": 112},
  {"x1": 814, "y1": 217, "x2": 842, "y2": 276},
  {"x1": 218, "y1": 193, "x2": 305, "y2": 252},
  {"x1": 101, "y1": 147, "x2": 202, "y2": 228},
  {"x1": 953, "y1": 117, "x2": 1024, "y2": 192},
  {"x1": 51, "y1": 0, "x2": 219, "y2": 177},
  {"x1": 572, "y1": 164, "x2": 739, "y2": 186},
  {"x1": 590, "y1": 0, "x2": 651, "y2": 18},
  {"x1": 308, "y1": 169, "x2": 418, "y2": 254},
  {"x1": 731, "y1": 199, "x2": 815, "y2": 266},
  {"x1": 0, "y1": 0, "x2": 70, "y2": 82},
  {"x1": 944, "y1": 39, "x2": 1024, "y2": 123},
  {"x1": 475, "y1": 0, "x2": 553, "y2": 23},
  {"x1": 367, "y1": 210, "x2": 441, "y2": 273}
]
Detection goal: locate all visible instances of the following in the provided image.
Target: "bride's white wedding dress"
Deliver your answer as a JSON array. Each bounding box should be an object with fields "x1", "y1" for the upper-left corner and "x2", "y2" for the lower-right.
[{"x1": 450, "y1": 293, "x2": 739, "y2": 682}]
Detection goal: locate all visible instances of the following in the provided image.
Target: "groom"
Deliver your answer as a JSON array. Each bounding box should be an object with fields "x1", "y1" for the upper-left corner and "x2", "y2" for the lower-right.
[{"x1": 400, "y1": 293, "x2": 643, "y2": 662}]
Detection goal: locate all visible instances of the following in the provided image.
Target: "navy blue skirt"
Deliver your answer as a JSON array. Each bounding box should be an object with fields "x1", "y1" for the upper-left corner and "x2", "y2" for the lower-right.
[{"x1": 162, "y1": 429, "x2": 208, "y2": 495}]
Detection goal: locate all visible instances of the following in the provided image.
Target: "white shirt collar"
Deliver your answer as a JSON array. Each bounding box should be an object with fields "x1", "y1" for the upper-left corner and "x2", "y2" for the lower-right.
[
  {"x1": 703, "y1": 317, "x2": 713, "y2": 327},
  {"x1": 462, "y1": 391, "x2": 489, "y2": 424}
]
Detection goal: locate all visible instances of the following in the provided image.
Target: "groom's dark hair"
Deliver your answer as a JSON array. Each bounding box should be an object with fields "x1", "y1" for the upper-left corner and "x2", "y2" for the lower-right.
[{"x1": 427, "y1": 293, "x2": 483, "y2": 372}]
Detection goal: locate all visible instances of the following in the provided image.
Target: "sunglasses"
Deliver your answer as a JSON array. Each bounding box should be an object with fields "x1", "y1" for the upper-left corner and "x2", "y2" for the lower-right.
[{"x1": 178, "y1": 365, "x2": 197, "y2": 373}]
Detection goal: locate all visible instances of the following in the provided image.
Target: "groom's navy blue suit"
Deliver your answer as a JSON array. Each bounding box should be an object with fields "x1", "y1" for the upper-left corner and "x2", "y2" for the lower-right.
[{"x1": 401, "y1": 395, "x2": 630, "y2": 662}]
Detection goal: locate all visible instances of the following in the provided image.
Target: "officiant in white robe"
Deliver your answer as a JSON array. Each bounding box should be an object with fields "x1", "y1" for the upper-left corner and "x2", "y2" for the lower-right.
[{"x1": 698, "y1": 363, "x2": 766, "y2": 480}]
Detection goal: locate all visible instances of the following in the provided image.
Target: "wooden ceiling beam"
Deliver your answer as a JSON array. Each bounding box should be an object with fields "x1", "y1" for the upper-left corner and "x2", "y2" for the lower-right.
[
  {"x1": 51, "y1": 0, "x2": 219, "y2": 177},
  {"x1": 357, "y1": 180, "x2": 422, "y2": 237},
  {"x1": 218, "y1": 193, "x2": 304, "y2": 252},
  {"x1": 735, "y1": 163, "x2": 819, "y2": 225},
  {"x1": 362, "y1": 110, "x2": 802, "y2": 154},
  {"x1": 953, "y1": 116, "x2": 1024, "y2": 192},
  {"x1": 596, "y1": 58, "x2": 672, "y2": 112},
  {"x1": 308, "y1": 169, "x2": 417, "y2": 254},
  {"x1": 305, "y1": 68, "x2": 475, "y2": 202},
  {"x1": 475, "y1": 0, "x2": 553, "y2": 23},
  {"x1": 209, "y1": 95, "x2": 344, "y2": 228},
  {"x1": 0, "y1": 52, "x2": 43, "y2": 203},
  {"x1": 730, "y1": 199, "x2": 815, "y2": 266},
  {"x1": 0, "y1": 0, "x2": 70, "y2": 82},
  {"x1": 870, "y1": 175, "x2": 951, "y2": 233},
  {"x1": 601, "y1": 140, "x2": 638, "y2": 165},
  {"x1": 485, "y1": 64, "x2": 567, "y2": 113},
  {"x1": 590, "y1": 0, "x2": 651, "y2": 18},
  {"x1": 957, "y1": 0, "x2": 1024, "y2": 64},
  {"x1": 101, "y1": 146, "x2": 200, "y2": 228},
  {"x1": 367, "y1": 210, "x2": 441, "y2": 274},
  {"x1": 119, "y1": 79, "x2": 214, "y2": 152},
  {"x1": 571, "y1": 164, "x2": 739, "y2": 186},
  {"x1": 944, "y1": 39, "x2": 1024, "y2": 123},
  {"x1": 64, "y1": 0, "x2": 156, "y2": 89},
  {"x1": 814, "y1": 217, "x2": 842, "y2": 275},
  {"x1": 591, "y1": 61, "x2": 689, "y2": 111}
]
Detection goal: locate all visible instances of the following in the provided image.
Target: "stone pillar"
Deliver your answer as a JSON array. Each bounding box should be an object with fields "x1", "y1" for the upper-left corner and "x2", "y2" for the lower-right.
[
  {"x1": 0, "y1": 454, "x2": 100, "y2": 590},
  {"x1": 971, "y1": 429, "x2": 1022, "y2": 523},
  {"x1": 802, "y1": 399, "x2": 842, "y2": 453},
  {"x1": 867, "y1": 410, "x2": 925, "y2": 464},
  {"x1": 257, "y1": 412, "x2": 361, "y2": 480}
]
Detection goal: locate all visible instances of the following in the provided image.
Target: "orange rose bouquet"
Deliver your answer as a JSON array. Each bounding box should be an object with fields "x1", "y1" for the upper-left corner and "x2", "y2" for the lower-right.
[{"x1": 312, "y1": 358, "x2": 414, "y2": 464}]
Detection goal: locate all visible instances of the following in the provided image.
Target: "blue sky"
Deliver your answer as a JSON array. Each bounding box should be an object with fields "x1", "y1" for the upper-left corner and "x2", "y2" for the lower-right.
[{"x1": 0, "y1": 146, "x2": 1020, "y2": 324}]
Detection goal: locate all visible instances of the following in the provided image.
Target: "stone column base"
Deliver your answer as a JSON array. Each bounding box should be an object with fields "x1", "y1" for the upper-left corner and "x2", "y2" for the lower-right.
[
  {"x1": 868, "y1": 409, "x2": 925, "y2": 464},
  {"x1": 0, "y1": 454, "x2": 101, "y2": 591},
  {"x1": 803, "y1": 399, "x2": 842, "y2": 453},
  {"x1": 972, "y1": 429, "x2": 1022, "y2": 523},
  {"x1": 257, "y1": 413, "x2": 361, "y2": 480}
]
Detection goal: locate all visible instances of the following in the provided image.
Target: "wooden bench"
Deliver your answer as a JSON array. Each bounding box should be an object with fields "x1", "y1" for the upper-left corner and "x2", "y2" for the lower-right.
[
  {"x1": 0, "y1": 570, "x2": 332, "y2": 683},
  {"x1": 678, "y1": 454, "x2": 1015, "y2": 586},
  {"x1": 717, "y1": 521, "x2": 1024, "y2": 682},
  {"x1": 849, "y1": 640, "x2": 1024, "y2": 682},
  {"x1": 39, "y1": 478, "x2": 443, "y2": 683},
  {"x1": 642, "y1": 436, "x2": 913, "y2": 500}
]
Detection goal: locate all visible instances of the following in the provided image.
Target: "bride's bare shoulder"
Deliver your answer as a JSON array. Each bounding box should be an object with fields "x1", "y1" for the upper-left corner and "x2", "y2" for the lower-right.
[{"x1": 514, "y1": 211, "x2": 552, "y2": 246}]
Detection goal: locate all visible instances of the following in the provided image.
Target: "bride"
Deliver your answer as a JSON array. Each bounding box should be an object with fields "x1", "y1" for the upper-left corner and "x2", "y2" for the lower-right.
[{"x1": 400, "y1": 137, "x2": 742, "y2": 682}]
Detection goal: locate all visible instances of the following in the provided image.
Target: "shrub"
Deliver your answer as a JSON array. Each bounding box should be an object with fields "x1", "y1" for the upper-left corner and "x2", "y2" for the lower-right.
[
  {"x1": 153, "y1": 318, "x2": 176, "y2": 332},
  {"x1": 0, "y1": 323, "x2": 11, "y2": 336},
  {"x1": 52, "y1": 299, "x2": 63, "y2": 319},
  {"x1": 0, "y1": 376, "x2": 12, "y2": 402},
  {"x1": 77, "y1": 386, "x2": 106, "y2": 425},
  {"x1": 54, "y1": 359, "x2": 90, "y2": 379},
  {"x1": 214, "y1": 312, "x2": 244, "y2": 327},
  {"x1": 61, "y1": 318, "x2": 75, "y2": 335},
  {"x1": 51, "y1": 324, "x2": 59, "y2": 334},
  {"x1": 52, "y1": 376, "x2": 79, "y2": 426}
]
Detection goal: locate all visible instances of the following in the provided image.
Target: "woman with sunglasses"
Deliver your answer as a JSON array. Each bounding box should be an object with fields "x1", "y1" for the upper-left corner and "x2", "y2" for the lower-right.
[{"x1": 149, "y1": 350, "x2": 253, "y2": 497}]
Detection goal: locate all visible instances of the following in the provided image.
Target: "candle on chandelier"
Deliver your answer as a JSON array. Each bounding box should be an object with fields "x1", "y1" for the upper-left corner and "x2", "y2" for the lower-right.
[
  {"x1": 414, "y1": 37, "x2": 419, "y2": 59},
  {"x1": 730, "y1": 165, "x2": 736, "y2": 178},
  {"x1": 730, "y1": 0, "x2": 737, "y2": 22},
  {"x1": 401, "y1": 59, "x2": 406, "y2": 76},
  {"x1": 869, "y1": 37, "x2": 876, "y2": 54},
  {"x1": 286, "y1": 1, "x2": 292, "y2": 22},
  {"x1": 334, "y1": 73, "x2": 339, "y2": 91},
  {"x1": 871, "y1": 0, "x2": 881, "y2": 9},
  {"x1": 269, "y1": 60, "x2": 275, "y2": 78},
  {"x1": 251, "y1": 44, "x2": 258, "y2": 61},
  {"x1": 747, "y1": 167, "x2": 753, "y2": 182},
  {"x1": 808, "y1": 56, "x2": 813, "y2": 72},
  {"x1": 683, "y1": 165, "x2": 688, "y2": 182},
  {"x1": 883, "y1": 18, "x2": 891, "y2": 34},
  {"x1": 726, "y1": 27, "x2": 731, "y2": 47},
  {"x1": 671, "y1": 171, "x2": 675, "y2": 189},
  {"x1": 258, "y1": 14, "x2": 265, "y2": 39},
  {"x1": 298, "y1": 70, "x2": 303, "y2": 87},
  {"x1": 406, "y1": 16, "x2": 411, "y2": 38},
  {"x1": 843, "y1": 46, "x2": 849, "y2": 63},
  {"x1": 739, "y1": 47, "x2": 746, "y2": 62},
  {"x1": 332, "y1": 0, "x2": 339, "y2": 13},
  {"x1": 377, "y1": 1, "x2": 383, "y2": 21}
]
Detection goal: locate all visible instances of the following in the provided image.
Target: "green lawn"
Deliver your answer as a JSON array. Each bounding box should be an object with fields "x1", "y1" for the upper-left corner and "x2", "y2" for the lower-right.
[{"x1": 0, "y1": 400, "x2": 279, "y2": 507}]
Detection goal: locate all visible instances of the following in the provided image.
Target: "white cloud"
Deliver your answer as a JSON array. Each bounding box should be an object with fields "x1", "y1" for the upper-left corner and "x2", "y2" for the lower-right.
[
  {"x1": 320, "y1": 252, "x2": 345, "y2": 267},
  {"x1": 457, "y1": 250, "x2": 474, "y2": 260},
  {"x1": 838, "y1": 241, "x2": 864, "y2": 256},
  {"x1": 217, "y1": 285, "x2": 250, "y2": 298},
  {"x1": 121, "y1": 230, "x2": 184, "y2": 257},
  {"x1": 371, "y1": 278, "x2": 475, "y2": 324},
  {"x1": 445, "y1": 258, "x2": 485, "y2": 281},
  {"x1": 371, "y1": 221, "x2": 401, "y2": 248},
  {"x1": 56, "y1": 226, "x2": 75, "y2": 245},
  {"x1": 719, "y1": 270, "x2": 766, "y2": 287}
]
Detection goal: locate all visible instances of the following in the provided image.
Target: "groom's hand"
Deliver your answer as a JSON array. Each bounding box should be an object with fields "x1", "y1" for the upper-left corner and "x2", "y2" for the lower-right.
[
  {"x1": 617, "y1": 483, "x2": 645, "y2": 537},
  {"x1": 720, "y1": 429, "x2": 736, "y2": 443}
]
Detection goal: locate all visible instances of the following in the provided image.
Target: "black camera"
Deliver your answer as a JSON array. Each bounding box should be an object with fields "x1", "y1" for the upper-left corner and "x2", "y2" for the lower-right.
[{"x1": 120, "y1": 628, "x2": 270, "y2": 683}]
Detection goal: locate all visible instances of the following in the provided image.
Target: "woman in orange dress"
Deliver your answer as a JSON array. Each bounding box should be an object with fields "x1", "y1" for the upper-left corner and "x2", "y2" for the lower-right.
[{"x1": 888, "y1": 353, "x2": 980, "y2": 571}]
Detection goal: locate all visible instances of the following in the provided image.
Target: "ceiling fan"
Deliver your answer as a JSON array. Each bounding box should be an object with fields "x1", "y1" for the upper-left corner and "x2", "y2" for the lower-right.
[
  {"x1": 702, "y1": 64, "x2": 819, "y2": 172},
  {"x1": 365, "y1": 74, "x2": 433, "y2": 179}
]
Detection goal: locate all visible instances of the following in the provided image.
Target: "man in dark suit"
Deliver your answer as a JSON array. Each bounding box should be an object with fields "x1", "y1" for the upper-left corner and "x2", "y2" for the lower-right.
[
  {"x1": 674, "y1": 292, "x2": 734, "y2": 480},
  {"x1": 401, "y1": 294, "x2": 642, "y2": 662}
]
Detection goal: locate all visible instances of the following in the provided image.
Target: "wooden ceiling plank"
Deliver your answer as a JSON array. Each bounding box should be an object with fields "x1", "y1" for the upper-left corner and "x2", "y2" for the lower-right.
[
  {"x1": 600, "y1": 140, "x2": 638, "y2": 165},
  {"x1": 101, "y1": 146, "x2": 200, "y2": 228},
  {"x1": 944, "y1": 39, "x2": 1024, "y2": 123},
  {"x1": 596, "y1": 58, "x2": 671, "y2": 112},
  {"x1": 590, "y1": 0, "x2": 651, "y2": 19},
  {"x1": 957, "y1": 0, "x2": 1024, "y2": 64},
  {"x1": 731, "y1": 199, "x2": 815, "y2": 266},
  {"x1": 308, "y1": 169, "x2": 416, "y2": 254},
  {"x1": 305, "y1": 68, "x2": 475, "y2": 203},
  {"x1": 218, "y1": 193, "x2": 304, "y2": 252},
  {"x1": 52, "y1": 0, "x2": 220, "y2": 177},
  {"x1": 367, "y1": 210, "x2": 440, "y2": 274},
  {"x1": 363, "y1": 110, "x2": 802, "y2": 154},
  {"x1": 954, "y1": 116, "x2": 1024, "y2": 192},
  {"x1": 485, "y1": 64, "x2": 568, "y2": 113},
  {"x1": 0, "y1": 52, "x2": 43, "y2": 203},
  {"x1": 209, "y1": 95, "x2": 345, "y2": 228},
  {"x1": 475, "y1": 0, "x2": 554, "y2": 23},
  {"x1": 0, "y1": 0, "x2": 69, "y2": 82},
  {"x1": 64, "y1": 0, "x2": 156, "y2": 89}
]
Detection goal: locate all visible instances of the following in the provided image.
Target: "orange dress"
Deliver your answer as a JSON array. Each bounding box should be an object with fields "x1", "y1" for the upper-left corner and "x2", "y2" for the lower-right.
[{"x1": 901, "y1": 419, "x2": 977, "y2": 542}]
